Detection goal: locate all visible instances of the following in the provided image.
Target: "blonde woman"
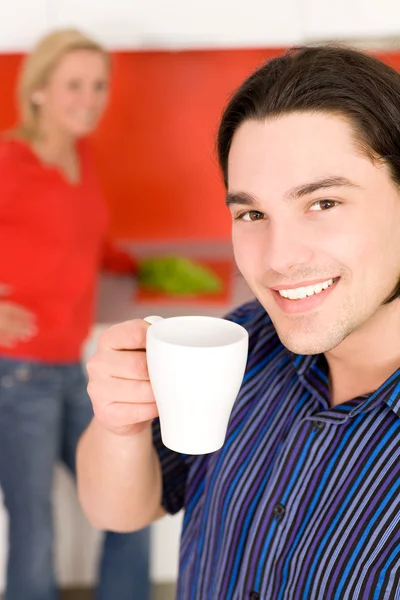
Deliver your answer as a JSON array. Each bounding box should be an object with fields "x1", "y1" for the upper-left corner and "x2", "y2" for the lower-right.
[{"x1": 0, "y1": 29, "x2": 149, "y2": 600}]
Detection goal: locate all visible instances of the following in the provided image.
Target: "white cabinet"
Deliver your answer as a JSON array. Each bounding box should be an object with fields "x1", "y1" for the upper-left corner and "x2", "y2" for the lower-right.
[
  {"x1": 303, "y1": 0, "x2": 400, "y2": 41},
  {"x1": 52, "y1": 0, "x2": 303, "y2": 49},
  {"x1": 0, "y1": 1, "x2": 50, "y2": 52}
]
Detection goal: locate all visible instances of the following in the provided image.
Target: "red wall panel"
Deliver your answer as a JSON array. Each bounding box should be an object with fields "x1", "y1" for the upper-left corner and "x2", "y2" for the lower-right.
[{"x1": 1, "y1": 48, "x2": 400, "y2": 240}]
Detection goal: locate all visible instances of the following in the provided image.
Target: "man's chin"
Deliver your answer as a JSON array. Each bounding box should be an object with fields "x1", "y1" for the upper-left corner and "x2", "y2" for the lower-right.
[
  {"x1": 279, "y1": 337, "x2": 324, "y2": 356},
  {"x1": 275, "y1": 328, "x2": 344, "y2": 356}
]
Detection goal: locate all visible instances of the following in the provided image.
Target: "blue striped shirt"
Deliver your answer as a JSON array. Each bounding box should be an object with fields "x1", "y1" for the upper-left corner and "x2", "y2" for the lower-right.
[{"x1": 152, "y1": 299, "x2": 400, "y2": 599}]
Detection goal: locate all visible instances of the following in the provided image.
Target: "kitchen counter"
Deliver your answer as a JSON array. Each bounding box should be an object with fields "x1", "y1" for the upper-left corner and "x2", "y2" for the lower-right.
[{"x1": 96, "y1": 240, "x2": 255, "y2": 324}]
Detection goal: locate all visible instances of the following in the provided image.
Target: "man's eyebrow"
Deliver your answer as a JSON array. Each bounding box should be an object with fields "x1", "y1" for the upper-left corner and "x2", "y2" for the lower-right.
[
  {"x1": 226, "y1": 176, "x2": 361, "y2": 208},
  {"x1": 284, "y1": 176, "x2": 362, "y2": 200},
  {"x1": 225, "y1": 191, "x2": 258, "y2": 208}
]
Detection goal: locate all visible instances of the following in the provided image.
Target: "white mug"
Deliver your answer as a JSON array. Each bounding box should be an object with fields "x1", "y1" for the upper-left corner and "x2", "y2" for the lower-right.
[{"x1": 145, "y1": 315, "x2": 249, "y2": 454}]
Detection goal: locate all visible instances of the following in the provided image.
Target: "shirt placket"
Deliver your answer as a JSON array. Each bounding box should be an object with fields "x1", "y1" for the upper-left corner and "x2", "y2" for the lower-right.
[{"x1": 238, "y1": 411, "x2": 342, "y2": 599}]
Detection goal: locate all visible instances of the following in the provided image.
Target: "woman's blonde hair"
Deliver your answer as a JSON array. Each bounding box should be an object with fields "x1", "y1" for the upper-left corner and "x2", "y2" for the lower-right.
[{"x1": 15, "y1": 28, "x2": 109, "y2": 140}]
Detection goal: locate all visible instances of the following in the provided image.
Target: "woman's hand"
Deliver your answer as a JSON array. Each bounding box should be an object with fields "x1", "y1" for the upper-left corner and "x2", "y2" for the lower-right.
[{"x1": 0, "y1": 301, "x2": 37, "y2": 347}]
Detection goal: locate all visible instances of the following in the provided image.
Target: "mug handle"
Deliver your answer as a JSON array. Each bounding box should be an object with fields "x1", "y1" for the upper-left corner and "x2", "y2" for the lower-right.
[{"x1": 143, "y1": 315, "x2": 164, "y2": 325}]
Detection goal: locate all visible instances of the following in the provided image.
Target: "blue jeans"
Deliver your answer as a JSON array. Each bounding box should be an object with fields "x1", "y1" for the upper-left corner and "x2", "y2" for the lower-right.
[{"x1": 0, "y1": 359, "x2": 150, "y2": 600}]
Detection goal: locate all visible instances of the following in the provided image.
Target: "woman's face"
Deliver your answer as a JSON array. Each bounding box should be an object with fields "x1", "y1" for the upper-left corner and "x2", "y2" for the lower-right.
[{"x1": 36, "y1": 49, "x2": 110, "y2": 139}]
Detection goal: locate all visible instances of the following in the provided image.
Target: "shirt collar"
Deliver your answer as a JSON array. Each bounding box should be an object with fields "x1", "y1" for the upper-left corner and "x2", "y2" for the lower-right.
[{"x1": 291, "y1": 352, "x2": 400, "y2": 419}]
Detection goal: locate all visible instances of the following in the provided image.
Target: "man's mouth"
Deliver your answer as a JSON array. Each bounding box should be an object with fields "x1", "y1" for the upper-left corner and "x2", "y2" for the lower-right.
[{"x1": 274, "y1": 277, "x2": 340, "y2": 301}]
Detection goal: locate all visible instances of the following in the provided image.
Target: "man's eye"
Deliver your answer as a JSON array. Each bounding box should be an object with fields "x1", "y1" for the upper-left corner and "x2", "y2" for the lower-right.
[
  {"x1": 309, "y1": 200, "x2": 339, "y2": 212},
  {"x1": 237, "y1": 211, "x2": 265, "y2": 222}
]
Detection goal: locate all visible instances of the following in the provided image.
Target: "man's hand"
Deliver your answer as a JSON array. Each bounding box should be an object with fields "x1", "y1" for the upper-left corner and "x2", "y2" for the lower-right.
[{"x1": 86, "y1": 319, "x2": 159, "y2": 436}]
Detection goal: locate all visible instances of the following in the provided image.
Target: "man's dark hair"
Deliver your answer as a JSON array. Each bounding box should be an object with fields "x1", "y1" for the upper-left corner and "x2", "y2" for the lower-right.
[{"x1": 217, "y1": 45, "x2": 400, "y2": 303}]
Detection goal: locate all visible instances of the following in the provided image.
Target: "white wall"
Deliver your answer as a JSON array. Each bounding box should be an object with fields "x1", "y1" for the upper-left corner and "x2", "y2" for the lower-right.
[
  {"x1": 52, "y1": 0, "x2": 303, "y2": 49},
  {"x1": 2, "y1": 0, "x2": 400, "y2": 52},
  {"x1": 303, "y1": 0, "x2": 400, "y2": 41},
  {"x1": 0, "y1": 1, "x2": 50, "y2": 52}
]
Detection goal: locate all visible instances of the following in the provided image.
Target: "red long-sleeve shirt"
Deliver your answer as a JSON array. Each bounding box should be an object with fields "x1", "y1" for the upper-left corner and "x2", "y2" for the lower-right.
[{"x1": 0, "y1": 137, "x2": 120, "y2": 362}]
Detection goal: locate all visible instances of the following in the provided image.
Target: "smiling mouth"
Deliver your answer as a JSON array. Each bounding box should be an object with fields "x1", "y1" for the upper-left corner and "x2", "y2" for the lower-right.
[{"x1": 276, "y1": 277, "x2": 340, "y2": 300}]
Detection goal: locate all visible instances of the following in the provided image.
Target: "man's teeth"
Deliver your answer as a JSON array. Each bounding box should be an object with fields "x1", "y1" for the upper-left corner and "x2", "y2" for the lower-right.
[{"x1": 279, "y1": 279, "x2": 334, "y2": 300}]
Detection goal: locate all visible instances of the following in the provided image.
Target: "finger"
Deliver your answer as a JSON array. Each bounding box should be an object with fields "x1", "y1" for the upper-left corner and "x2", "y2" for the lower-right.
[
  {"x1": 0, "y1": 330, "x2": 36, "y2": 347},
  {"x1": 87, "y1": 376, "x2": 156, "y2": 406},
  {"x1": 95, "y1": 401, "x2": 159, "y2": 431},
  {"x1": 100, "y1": 319, "x2": 150, "y2": 352},
  {"x1": 88, "y1": 347, "x2": 149, "y2": 381},
  {"x1": 5, "y1": 319, "x2": 36, "y2": 332},
  {"x1": 18, "y1": 329, "x2": 37, "y2": 340},
  {"x1": 0, "y1": 330, "x2": 33, "y2": 346},
  {"x1": 7, "y1": 304, "x2": 36, "y2": 322},
  {"x1": 5, "y1": 316, "x2": 37, "y2": 336},
  {"x1": 0, "y1": 320, "x2": 37, "y2": 337}
]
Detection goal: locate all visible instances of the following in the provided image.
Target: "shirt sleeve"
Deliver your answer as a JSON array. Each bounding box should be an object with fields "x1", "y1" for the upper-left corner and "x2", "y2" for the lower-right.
[{"x1": 152, "y1": 418, "x2": 196, "y2": 514}]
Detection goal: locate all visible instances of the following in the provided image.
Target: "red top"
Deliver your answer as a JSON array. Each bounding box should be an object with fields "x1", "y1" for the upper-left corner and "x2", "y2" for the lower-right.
[{"x1": 0, "y1": 137, "x2": 129, "y2": 363}]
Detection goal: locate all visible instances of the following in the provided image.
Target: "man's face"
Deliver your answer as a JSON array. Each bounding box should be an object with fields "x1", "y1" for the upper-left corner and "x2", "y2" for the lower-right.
[{"x1": 227, "y1": 112, "x2": 400, "y2": 355}]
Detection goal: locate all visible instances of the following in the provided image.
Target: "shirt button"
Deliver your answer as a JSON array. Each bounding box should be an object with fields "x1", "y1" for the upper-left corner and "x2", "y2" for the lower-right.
[
  {"x1": 273, "y1": 503, "x2": 286, "y2": 520},
  {"x1": 250, "y1": 592, "x2": 260, "y2": 600},
  {"x1": 313, "y1": 420, "x2": 325, "y2": 432}
]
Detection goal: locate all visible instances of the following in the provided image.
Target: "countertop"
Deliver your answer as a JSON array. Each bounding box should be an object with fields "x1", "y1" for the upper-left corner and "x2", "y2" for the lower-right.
[{"x1": 96, "y1": 240, "x2": 255, "y2": 324}]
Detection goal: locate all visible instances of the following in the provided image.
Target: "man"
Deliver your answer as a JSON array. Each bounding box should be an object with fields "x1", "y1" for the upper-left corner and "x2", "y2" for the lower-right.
[{"x1": 77, "y1": 45, "x2": 400, "y2": 598}]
